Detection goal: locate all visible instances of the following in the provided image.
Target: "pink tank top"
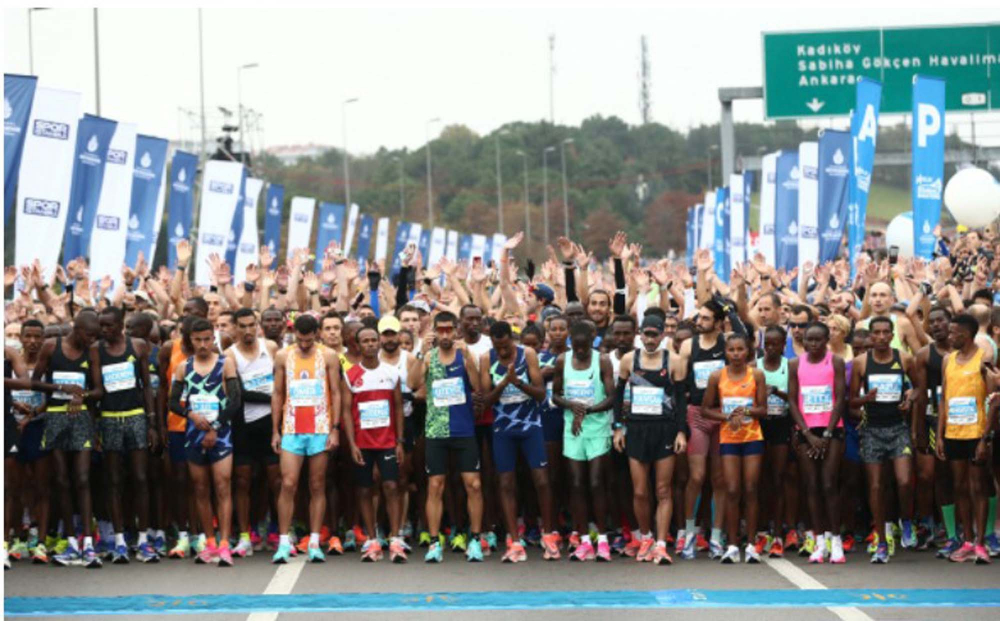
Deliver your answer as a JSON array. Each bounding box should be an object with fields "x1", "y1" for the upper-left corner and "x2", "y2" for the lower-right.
[{"x1": 796, "y1": 351, "x2": 841, "y2": 429}]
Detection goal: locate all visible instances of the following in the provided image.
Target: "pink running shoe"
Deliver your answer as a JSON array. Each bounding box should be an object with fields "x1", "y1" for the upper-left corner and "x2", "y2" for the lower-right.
[
  {"x1": 218, "y1": 546, "x2": 234, "y2": 567},
  {"x1": 266, "y1": 532, "x2": 279, "y2": 551},
  {"x1": 974, "y1": 545, "x2": 992, "y2": 565},
  {"x1": 250, "y1": 530, "x2": 263, "y2": 552},
  {"x1": 949, "y1": 542, "x2": 976, "y2": 563},
  {"x1": 596, "y1": 539, "x2": 612, "y2": 562},
  {"x1": 570, "y1": 539, "x2": 595, "y2": 561},
  {"x1": 195, "y1": 545, "x2": 218, "y2": 565}
]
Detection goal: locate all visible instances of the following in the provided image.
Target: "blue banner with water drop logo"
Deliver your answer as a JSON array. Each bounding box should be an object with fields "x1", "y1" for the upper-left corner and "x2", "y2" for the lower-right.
[
  {"x1": 912, "y1": 75, "x2": 945, "y2": 260},
  {"x1": 849, "y1": 77, "x2": 882, "y2": 278},
  {"x1": 817, "y1": 129, "x2": 851, "y2": 265},
  {"x1": 124, "y1": 135, "x2": 168, "y2": 266},
  {"x1": 314, "y1": 202, "x2": 345, "y2": 272},
  {"x1": 62, "y1": 114, "x2": 117, "y2": 266},
  {"x1": 4, "y1": 74, "x2": 37, "y2": 225},
  {"x1": 263, "y1": 183, "x2": 284, "y2": 267},
  {"x1": 165, "y1": 150, "x2": 198, "y2": 269},
  {"x1": 774, "y1": 151, "x2": 800, "y2": 274}
]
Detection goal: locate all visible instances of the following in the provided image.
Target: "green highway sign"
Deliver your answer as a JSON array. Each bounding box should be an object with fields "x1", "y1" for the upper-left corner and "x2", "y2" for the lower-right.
[{"x1": 762, "y1": 23, "x2": 1000, "y2": 119}]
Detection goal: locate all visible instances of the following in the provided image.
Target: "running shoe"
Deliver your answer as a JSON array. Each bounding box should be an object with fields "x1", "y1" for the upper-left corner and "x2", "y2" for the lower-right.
[
  {"x1": 295, "y1": 536, "x2": 310, "y2": 555},
  {"x1": 153, "y1": 534, "x2": 168, "y2": 557},
  {"x1": 808, "y1": 541, "x2": 826, "y2": 564},
  {"x1": 343, "y1": 528, "x2": 358, "y2": 552},
  {"x1": 900, "y1": 521, "x2": 917, "y2": 550},
  {"x1": 744, "y1": 543, "x2": 761, "y2": 564},
  {"x1": 137, "y1": 542, "x2": 159, "y2": 563},
  {"x1": 696, "y1": 533, "x2": 710, "y2": 552},
  {"x1": 267, "y1": 532, "x2": 280, "y2": 551},
  {"x1": 424, "y1": 541, "x2": 443, "y2": 563},
  {"x1": 567, "y1": 532, "x2": 582, "y2": 553},
  {"x1": 636, "y1": 538, "x2": 655, "y2": 563},
  {"x1": 195, "y1": 534, "x2": 207, "y2": 554},
  {"x1": 501, "y1": 537, "x2": 526, "y2": 563},
  {"x1": 949, "y1": 542, "x2": 976, "y2": 563},
  {"x1": 829, "y1": 538, "x2": 846, "y2": 564},
  {"x1": 485, "y1": 531, "x2": 499, "y2": 551},
  {"x1": 3, "y1": 545, "x2": 9, "y2": 570},
  {"x1": 218, "y1": 546, "x2": 234, "y2": 567},
  {"x1": 665, "y1": 533, "x2": 675, "y2": 547},
  {"x1": 52, "y1": 544, "x2": 82, "y2": 567},
  {"x1": 916, "y1": 524, "x2": 933, "y2": 551},
  {"x1": 720, "y1": 544, "x2": 740, "y2": 564},
  {"x1": 542, "y1": 533, "x2": 561, "y2": 560},
  {"x1": 936, "y1": 538, "x2": 962, "y2": 559},
  {"x1": 842, "y1": 532, "x2": 856, "y2": 553},
  {"x1": 800, "y1": 532, "x2": 816, "y2": 557},
  {"x1": 195, "y1": 544, "x2": 217, "y2": 565},
  {"x1": 32, "y1": 543, "x2": 49, "y2": 564},
  {"x1": 466, "y1": 537, "x2": 484, "y2": 562},
  {"x1": 754, "y1": 533, "x2": 771, "y2": 555},
  {"x1": 389, "y1": 538, "x2": 408, "y2": 563},
  {"x1": 934, "y1": 525, "x2": 949, "y2": 547},
  {"x1": 250, "y1": 530, "x2": 263, "y2": 552},
  {"x1": 708, "y1": 539, "x2": 724, "y2": 560},
  {"x1": 318, "y1": 526, "x2": 332, "y2": 546},
  {"x1": 622, "y1": 537, "x2": 643, "y2": 558},
  {"x1": 233, "y1": 537, "x2": 253, "y2": 558},
  {"x1": 588, "y1": 523, "x2": 599, "y2": 543},
  {"x1": 400, "y1": 522, "x2": 414, "y2": 541},
  {"x1": 984, "y1": 533, "x2": 1000, "y2": 558},
  {"x1": 570, "y1": 539, "x2": 595, "y2": 561},
  {"x1": 652, "y1": 542, "x2": 673, "y2": 565},
  {"x1": 450, "y1": 532, "x2": 467, "y2": 553},
  {"x1": 418, "y1": 531, "x2": 431, "y2": 548},
  {"x1": 111, "y1": 544, "x2": 130, "y2": 564},
  {"x1": 82, "y1": 546, "x2": 102, "y2": 568},
  {"x1": 327, "y1": 536, "x2": 344, "y2": 556},
  {"x1": 768, "y1": 538, "x2": 784, "y2": 558},
  {"x1": 361, "y1": 539, "x2": 383, "y2": 562},
  {"x1": 886, "y1": 531, "x2": 897, "y2": 557},
  {"x1": 169, "y1": 536, "x2": 191, "y2": 559},
  {"x1": 272, "y1": 543, "x2": 292, "y2": 564},
  {"x1": 675, "y1": 534, "x2": 686, "y2": 554},
  {"x1": 871, "y1": 542, "x2": 889, "y2": 564},
  {"x1": 595, "y1": 539, "x2": 612, "y2": 562},
  {"x1": 974, "y1": 545, "x2": 992, "y2": 565},
  {"x1": 26, "y1": 529, "x2": 39, "y2": 551},
  {"x1": 525, "y1": 527, "x2": 541, "y2": 548},
  {"x1": 783, "y1": 529, "x2": 799, "y2": 551},
  {"x1": 866, "y1": 531, "x2": 879, "y2": 555},
  {"x1": 680, "y1": 532, "x2": 697, "y2": 560},
  {"x1": 9, "y1": 540, "x2": 29, "y2": 561},
  {"x1": 308, "y1": 544, "x2": 326, "y2": 563}
]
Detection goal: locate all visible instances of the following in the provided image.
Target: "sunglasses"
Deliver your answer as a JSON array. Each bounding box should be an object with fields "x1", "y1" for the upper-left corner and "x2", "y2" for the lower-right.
[
  {"x1": 435, "y1": 326, "x2": 455, "y2": 334},
  {"x1": 789, "y1": 322, "x2": 809, "y2": 329}
]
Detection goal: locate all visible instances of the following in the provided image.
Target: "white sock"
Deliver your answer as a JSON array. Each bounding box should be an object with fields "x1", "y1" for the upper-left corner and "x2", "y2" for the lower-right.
[
  {"x1": 138, "y1": 532, "x2": 148, "y2": 545},
  {"x1": 631, "y1": 529, "x2": 641, "y2": 540},
  {"x1": 67, "y1": 536, "x2": 79, "y2": 550},
  {"x1": 685, "y1": 519, "x2": 696, "y2": 534},
  {"x1": 656, "y1": 540, "x2": 666, "y2": 548},
  {"x1": 642, "y1": 531, "x2": 653, "y2": 540},
  {"x1": 832, "y1": 534, "x2": 842, "y2": 548},
  {"x1": 155, "y1": 529, "x2": 166, "y2": 540},
  {"x1": 115, "y1": 533, "x2": 126, "y2": 546},
  {"x1": 597, "y1": 533, "x2": 608, "y2": 544},
  {"x1": 82, "y1": 536, "x2": 93, "y2": 549},
  {"x1": 824, "y1": 531, "x2": 833, "y2": 543},
  {"x1": 279, "y1": 534, "x2": 290, "y2": 547},
  {"x1": 309, "y1": 533, "x2": 319, "y2": 546},
  {"x1": 710, "y1": 528, "x2": 722, "y2": 543},
  {"x1": 582, "y1": 534, "x2": 592, "y2": 545},
  {"x1": 677, "y1": 529, "x2": 687, "y2": 542},
  {"x1": 179, "y1": 531, "x2": 189, "y2": 541},
  {"x1": 815, "y1": 534, "x2": 826, "y2": 551}
]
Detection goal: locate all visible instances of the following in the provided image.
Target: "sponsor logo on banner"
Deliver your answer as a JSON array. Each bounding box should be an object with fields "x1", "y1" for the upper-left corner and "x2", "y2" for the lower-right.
[
  {"x1": 801, "y1": 225, "x2": 818, "y2": 239},
  {"x1": 915, "y1": 174, "x2": 942, "y2": 200},
  {"x1": 825, "y1": 149, "x2": 849, "y2": 177},
  {"x1": 79, "y1": 135, "x2": 102, "y2": 166},
  {"x1": 134, "y1": 151, "x2": 156, "y2": 180},
  {"x1": 239, "y1": 242, "x2": 255, "y2": 253},
  {"x1": 783, "y1": 167, "x2": 800, "y2": 189},
  {"x1": 763, "y1": 223, "x2": 774, "y2": 235},
  {"x1": 202, "y1": 233, "x2": 225, "y2": 246},
  {"x1": 268, "y1": 197, "x2": 279, "y2": 216},
  {"x1": 126, "y1": 214, "x2": 142, "y2": 241},
  {"x1": 322, "y1": 213, "x2": 337, "y2": 229},
  {"x1": 856, "y1": 169, "x2": 871, "y2": 192},
  {"x1": 32, "y1": 119, "x2": 70, "y2": 140},
  {"x1": 95, "y1": 214, "x2": 119, "y2": 230},
  {"x1": 803, "y1": 165, "x2": 818, "y2": 180},
  {"x1": 23, "y1": 198, "x2": 60, "y2": 218},
  {"x1": 172, "y1": 167, "x2": 190, "y2": 192},
  {"x1": 4, "y1": 98, "x2": 19, "y2": 136},
  {"x1": 293, "y1": 212, "x2": 309, "y2": 223},
  {"x1": 106, "y1": 148, "x2": 127, "y2": 165},
  {"x1": 68, "y1": 205, "x2": 85, "y2": 234},
  {"x1": 174, "y1": 223, "x2": 184, "y2": 238},
  {"x1": 782, "y1": 220, "x2": 798, "y2": 245},
  {"x1": 209, "y1": 180, "x2": 234, "y2": 194}
]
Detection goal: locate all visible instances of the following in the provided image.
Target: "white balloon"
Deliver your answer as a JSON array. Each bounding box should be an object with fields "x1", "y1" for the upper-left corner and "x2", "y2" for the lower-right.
[
  {"x1": 885, "y1": 211, "x2": 914, "y2": 258},
  {"x1": 943, "y1": 167, "x2": 1000, "y2": 228}
]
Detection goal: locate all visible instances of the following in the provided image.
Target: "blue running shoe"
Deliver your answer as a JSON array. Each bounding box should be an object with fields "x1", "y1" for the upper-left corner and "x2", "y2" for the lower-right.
[
  {"x1": 308, "y1": 545, "x2": 326, "y2": 563},
  {"x1": 83, "y1": 546, "x2": 102, "y2": 568},
  {"x1": 466, "y1": 537, "x2": 484, "y2": 562},
  {"x1": 680, "y1": 533, "x2": 697, "y2": 560},
  {"x1": 525, "y1": 528, "x2": 541, "y2": 547},
  {"x1": 424, "y1": 541, "x2": 444, "y2": 563},
  {"x1": 485, "y1": 531, "x2": 498, "y2": 551},
  {"x1": 111, "y1": 544, "x2": 130, "y2": 564},
  {"x1": 871, "y1": 542, "x2": 889, "y2": 564},
  {"x1": 52, "y1": 545, "x2": 82, "y2": 567},
  {"x1": 936, "y1": 538, "x2": 961, "y2": 559},
  {"x1": 610, "y1": 534, "x2": 627, "y2": 556},
  {"x1": 272, "y1": 543, "x2": 293, "y2": 564},
  {"x1": 900, "y1": 521, "x2": 917, "y2": 550},
  {"x1": 708, "y1": 539, "x2": 724, "y2": 560},
  {"x1": 985, "y1": 533, "x2": 1000, "y2": 558},
  {"x1": 343, "y1": 529, "x2": 357, "y2": 552},
  {"x1": 153, "y1": 534, "x2": 167, "y2": 558},
  {"x1": 137, "y1": 542, "x2": 159, "y2": 563},
  {"x1": 95, "y1": 538, "x2": 113, "y2": 560}
]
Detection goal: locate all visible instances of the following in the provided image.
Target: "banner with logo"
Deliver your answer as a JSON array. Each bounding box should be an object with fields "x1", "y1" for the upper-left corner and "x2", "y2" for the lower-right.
[
  {"x1": 224, "y1": 169, "x2": 248, "y2": 270},
  {"x1": 459, "y1": 234, "x2": 473, "y2": 261},
  {"x1": 428, "y1": 227, "x2": 447, "y2": 267},
  {"x1": 686, "y1": 207, "x2": 695, "y2": 267},
  {"x1": 194, "y1": 160, "x2": 245, "y2": 285},
  {"x1": 263, "y1": 183, "x2": 284, "y2": 266},
  {"x1": 4, "y1": 74, "x2": 37, "y2": 224},
  {"x1": 356, "y1": 214, "x2": 374, "y2": 263},
  {"x1": 445, "y1": 230, "x2": 459, "y2": 261},
  {"x1": 407, "y1": 223, "x2": 423, "y2": 257},
  {"x1": 849, "y1": 77, "x2": 882, "y2": 276},
  {"x1": 729, "y1": 174, "x2": 747, "y2": 268},
  {"x1": 15, "y1": 88, "x2": 82, "y2": 278},
  {"x1": 286, "y1": 197, "x2": 315, "y2": 260},
  {"x1": 759, "y1": 152, "x2": 778, "y2": 265},
  {"x1": 61, "y1": 114, "x2": 118, "y2": 267},
  {"x1": 374, "y1": 216, "x2": 390, "y2": 263},
  {"x1": 418, "y1": 228, "x2": 432, "y2": 267},
  {"x1": 912, "y1": 75, "x2": 945, "y2": 260},
  {"x1": 774, "y1": 151, "x2": 800, "y2": 274},
  {"x1": 390, "y1": 221, "x2": 412, "y2": 277},
  {"x1": 817, "y1": 130, "x2": 851, "y2": 265},
  {"x1": 343, "y1": 203, "x2": 359, "y2": 256},
  {"x1": 314, "y1": 202, "x2": 346, "y2": 271},
  {"x1": 491, "y1": 233, "x2": 507, "y2": 263},
  {"x1": 700, "y1": 190, "x2": 715, "y2": 251},
  {"x1": 712, "y1": 187, "x2": 728, "y2": 281},
  {"x1": 796, "y1": 142, "x2": 819, "y2": 274},
  {"x1": 89, "y1": 123, "x2": 138, "y2": 287},
  {"x1": 235, "y1": 177, "x2": 264, "y2": 282},
  {"x1": 124, "y1": 134, "x2": 168, "y2": 266},
  {"x1": 165, "y1": 150, "x2": 197, "y2": 269},
  {"x1": 470, "y1": 234, "x2": 488, "y2": 262}
]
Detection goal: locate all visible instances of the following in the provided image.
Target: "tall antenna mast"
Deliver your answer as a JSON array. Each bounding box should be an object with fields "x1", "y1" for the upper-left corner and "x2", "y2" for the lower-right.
[{"x1": 639, "y1": 35, "x2": 652, "y2": 124}]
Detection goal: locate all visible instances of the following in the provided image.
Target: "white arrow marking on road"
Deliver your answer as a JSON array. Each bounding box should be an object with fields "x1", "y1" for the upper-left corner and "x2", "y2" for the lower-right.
[{"x1": 806, "y1": 98, "x2": 826, "y2": 113}]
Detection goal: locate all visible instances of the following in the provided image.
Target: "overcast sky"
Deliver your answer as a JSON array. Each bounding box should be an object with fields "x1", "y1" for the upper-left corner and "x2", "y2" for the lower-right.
[{"x1": 5, "y1": 6, "x2": 1000, "y2": 154}]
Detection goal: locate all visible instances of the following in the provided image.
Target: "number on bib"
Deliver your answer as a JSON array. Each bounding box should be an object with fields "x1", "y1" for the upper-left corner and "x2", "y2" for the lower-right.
[{"x1": 359, "y1": 399, "x2": 391, "y2": 430}]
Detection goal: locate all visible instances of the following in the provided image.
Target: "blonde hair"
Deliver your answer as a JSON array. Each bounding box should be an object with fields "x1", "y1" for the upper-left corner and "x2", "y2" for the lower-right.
[{"x1": 826, "y1": 314, "x2": 853, "y2": 359}]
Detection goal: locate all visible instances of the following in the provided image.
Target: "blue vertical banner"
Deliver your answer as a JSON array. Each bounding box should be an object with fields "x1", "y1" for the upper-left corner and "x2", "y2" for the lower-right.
[
  {"x1": 774, "y1": 151, "x2": 800, "y2": 274},
  {"x1": 817, "y1": 129, "x2": 852, "y2": 264},
  {"x1": 4, "y1": 74, "x2": 37, "y2": 224},
  {"x1": 263, "y1": 183, "x2": 284, "y2": 267},
  {"x1": 314, "y1": 202, "x2": 346, "y2": 271},
  {"x1": 62, "y1": 114, "x2": 117, "y2": 266},
  {"x1": 693, "y1": 203, "x2": 703, "y2": 252},
  {"x1": 356, "y1": 214, "x2": 374, "y2": 263},
  {"x1": 124, "y1": 135, "x2": 168, "y2": 265},
  {"x1": 458, "y1": 234, "x2": 472, "y2": 262},
  {"x1": 419, "y1": 228, "x2": 432, "y2": 267},
  {"x1": 712, "y1": 187, "x2": 728, "y2": 281},
  {"x1": 686, "y1": 207, "x2": 695, "y2": 267},
  {"x1": 165, "y1": 150, "x2": 197, "y2": 269},
  {"x1": 849, "y1": 77, "x2": 882, "y2": 277},
  {"x1": 225, "y1": 168, "x2": 248, "y2": 269},
  {"x1": 912, "y1": 75, "x2": 945, "y2": 260},
  {"x1": 390, "y1": 221, "x2": 413, "y2": 277}
]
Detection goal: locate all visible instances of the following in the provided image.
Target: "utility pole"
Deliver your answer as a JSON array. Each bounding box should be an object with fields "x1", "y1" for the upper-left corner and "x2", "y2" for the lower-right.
[
  {"x1": 517, "y1": 150, "x2": 530, "y2": 255},
  {"x1": 495, "y1": 128, "x2": 508, "y2": 233},
  {"x1": 560, "y1": 138, "x2": 573, "y2": 238},
  {"x1": 543, "y1": 146, "x2": 555, "y2": 246},
  {"x1": 639, "y1": 35, "x2": 652, "y2": 125}
]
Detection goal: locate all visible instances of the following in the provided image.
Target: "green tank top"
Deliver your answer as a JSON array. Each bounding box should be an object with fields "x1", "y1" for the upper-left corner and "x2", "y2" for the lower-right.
[
  {"x1": 562, "y1": 350, "x2": 611, "y2": 438},
  {"x1": 762, "y1": 357, "x2": 789, "y2": 418}
]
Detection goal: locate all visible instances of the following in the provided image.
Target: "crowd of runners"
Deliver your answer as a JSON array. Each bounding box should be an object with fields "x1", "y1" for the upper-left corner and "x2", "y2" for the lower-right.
[{"x1": 4, "y1": 227, "x2": 1000, "y2": 568}]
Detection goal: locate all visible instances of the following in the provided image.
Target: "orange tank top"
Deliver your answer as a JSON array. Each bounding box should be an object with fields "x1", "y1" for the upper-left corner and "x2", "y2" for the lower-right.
[
  {"x1": 283, "y1": 346, "x2": 331, "y2": 435},
  {"x1": 718, "y1": 366, "x2": 762, "y2": 444},
  {"x1": 166, "y1": 342, "x2": 189, "y2": 432}
]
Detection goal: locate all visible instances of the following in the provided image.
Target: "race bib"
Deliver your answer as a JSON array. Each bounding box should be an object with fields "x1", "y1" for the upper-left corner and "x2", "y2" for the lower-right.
[
  {"x1": 565, "y1": 379, "x2": 595, "y2": 406},
  {"x1": 52, "y1": 371, "x2": 85, "y2": 401},
  {"x1": 289, "y1": 379, "x2": 324, "y2": 407},
  {"x1": 947, "y1": 396, "x2": 978, "y2": 426},
  {"x1": 722, "y1": 396, "x2": 754, "y2": 424},
  {"x1": 189, "y1": 393, "x2": 220, "y2": 424},
  {"x1": 432, "y1": 377, "x2": 466, "y2": 408},
  {"x1": 101, "y1": 361, "x2": 137, "y2": 393},
  {"x1": 359, "y1": 399, "x2": 391, "y2": 430},
  {"x1": 868, "y1": 374, "x2": 902, "y2": 402},
  {"x1": 11, "y1": 390, "x2": 43, "y2": 422},
  {"x1": 243, "y1": 368, "x2": 274, "y2": 394},
  {"x1": 693, "y1": 360, "x2": 724, "y2": 390},
  {"x1": 499, "y1": 381, "x2": 530, "y2": 405},
  {"x1": 801, "y1": 385, "x2": 833, "y2": 414},
  {"x1": 631, "y1": 385, "x2": 664, "y2": 415},
  {"x1": 767, "y1": 393, "x2": 787, "y2": 417}
]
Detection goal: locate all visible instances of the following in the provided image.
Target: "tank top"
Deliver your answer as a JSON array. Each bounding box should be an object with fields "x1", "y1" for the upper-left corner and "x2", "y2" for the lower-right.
[
  {"x1": 926, "y1": 343, "x2": 945, "y2": 418},
  {"x1": 11, "y1": 361, "x2": 44, "y2": 422},
  {"x1": 627, "y1": 349, "x2": 680, "y2": 424},
  {"x1": 233, "y1": 339, "x2": 275, "y2": 424},
  {"x1": 762, "y1": 357, "x2": 789, "y2": 418},
  {"x1": 718, "y1": 366, "x2": 762, "y2": 444},
  {"x1": 381, "y1": 350, "x2": 413, "y2": 418},
  {"x1": 182, "y1": 356, "x2": 228, "y2": 449},
  {"x1": 45, "y1": 336, "x2": 92, "y2": 413},
  {"x1": 688, "y1": 333, "x2": 726, "y2": 406},
  {"x1": 796, "y1": 350, "x2": 841, "y2": 429},
  {"x1": 489, "y1": 346, "x2": 540, "y2": 434},
  {"x1": 98, "y1": 338, "x2": 145, "y2": 414},
  {"x1": 344, "y1": 360, "x2": 400, "y2": 450},
  {"x1": 283, "y1": 346, "x2": 331, "y2": 435},
  {"x1": 943, "y1": 348, "x2": 987, "y2": 440},
  {"x1": 862, "y1": 349, "x2": 906, "y2": 428},
  {"x1": 166, "y1": 342, "x2": 190, "y2": 432},
  {"x1": 425, "y1": 348, "x2": 475, "y2": 439},
  {"x1": 562, "y1": 349, "x2": 611, "y2": 439}
]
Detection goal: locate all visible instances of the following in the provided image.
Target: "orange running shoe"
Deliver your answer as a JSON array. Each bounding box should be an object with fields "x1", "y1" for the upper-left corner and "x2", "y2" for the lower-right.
[
  {"x1": 352, "y1": 525, "x2": 369, "y2": 547},
  {"x1": 769, "y1": 538, "x2": 784, "y2": 558},
  {"x1": 295, "y1": 537, "x2": 309, "y2": 554},
  {"x1": 695, "y1": 533, "x2": 710, "y2": 552},
  {"x1": 622, "y1": 537, "x2": 643, "y2": 558},
  {"x1": 542, "y1": 533, "x2": 561, "y2": 560},
  {"x1": 783, "y1": 529, "x2": 799, "y2": 551},
  {"x1": 636, "y1": 538, "x2": 655, "y2": 562},
  {"x1": 327, "y1": 536, "x2": 344, "y2": 556},
  {"x1": 567, "y1": 532, "x2": 582, "y2": 552},
  {"x1": 754, "y1": 533, "x2": 771, "y2": 554},
  {"x1": 652, "y1": 542, "x2": 673, "y2": 565},
  {"x1": 319, "y1": 526, "x2": 332, "y2": 546}
]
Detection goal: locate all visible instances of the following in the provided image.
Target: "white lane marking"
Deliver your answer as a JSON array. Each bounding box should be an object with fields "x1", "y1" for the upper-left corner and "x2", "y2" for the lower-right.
[
  {"x1": 247, "y1": 555, "x2": 307, "y2": 621},
  {"x1": 763, "y1": 557, "x2": 874, "y2": 621}
]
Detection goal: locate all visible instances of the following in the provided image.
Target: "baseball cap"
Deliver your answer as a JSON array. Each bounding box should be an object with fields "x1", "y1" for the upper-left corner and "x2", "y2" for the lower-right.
[
  {"x1": 410, "y1": 300, "x2": 432, "y2": 314},
  {"x1": 956, "y1": 224, "x2": 969, "y2": 234},
  {"x1": 531, "y1": 284, "x2": 555, "y2": 304},
  {"x1": 378, "y1": 315, "x2": 401, "y2": 334},
  {"x1": 640, "y1": 315, "x2": 665, "y2": 333}
]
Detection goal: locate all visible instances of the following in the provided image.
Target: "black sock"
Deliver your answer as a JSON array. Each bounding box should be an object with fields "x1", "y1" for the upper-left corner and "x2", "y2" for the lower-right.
[{"x1": 470, "y1": 532, "x2": 480, "y2": 541}]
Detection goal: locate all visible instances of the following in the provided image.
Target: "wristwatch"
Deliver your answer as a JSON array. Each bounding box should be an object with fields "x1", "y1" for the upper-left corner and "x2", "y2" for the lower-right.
[{"x1": 822, "y1": 429, "x2": 833, "y2": 439}]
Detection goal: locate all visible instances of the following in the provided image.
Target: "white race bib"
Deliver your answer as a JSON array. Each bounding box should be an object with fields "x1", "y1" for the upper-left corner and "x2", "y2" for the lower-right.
[
  {"x1": 947, "y1": 396, "x2": 978, "y2": 426},
  {"x1": 801, "y1": 385, "x2": 833, "y2": 414},
  {"x1": 693, "y1": 360, "x2": 724, "y2": 390},
  {"x1": 631, "y1": 385, "x2": 664, "y2": 415},
  {"x1": 868, "y1": 374, "x2": 902, "y2": 402},
  {"x1": 189, "y1": 393, "x2": 220, "y2": 424},
  {"x1": 499, "y1": 382, "x2": 530, "y2": 405},
  {"x1": 432, "y1": 377, "x2": 466, "y2": 408},
  {"x1": 243, "y1": 369, "x2": 274, "y2": 394},
  {"x1": 565, "y1": 379, "x2": 595, "y2": 406},
  {"x1": 767, "y1": 393, "x2": 787, "y2": 417},
  {"x1": 359, "y1": 399, "x2": 391, "y2": 430},
  {"x1": 52, "y1": 371, "x2": 85, "y2": 401},
  {"x1": 101, "y1": 361, "x2": 137, "y2": 393},
  {"x1": 722, "y1": 396, "x2": 754, "y2": 424},
  {"x1": 289, "y1": 379, "x2": 324, "y2": 407}
]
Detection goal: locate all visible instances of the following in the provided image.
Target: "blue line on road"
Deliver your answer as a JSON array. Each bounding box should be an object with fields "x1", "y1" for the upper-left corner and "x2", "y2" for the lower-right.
[{"x1": 5, "y1": 589, "x2": 1000, "y2": 616}]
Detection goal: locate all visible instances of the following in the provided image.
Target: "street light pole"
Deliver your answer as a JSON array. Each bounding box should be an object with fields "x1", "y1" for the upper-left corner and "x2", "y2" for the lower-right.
[
  {"x1": 495, "y1": 129, "x2": 508, "y2": 233},
  {"x1": 93, "y1": 9, "x2": 101, "y2": 115},
  {"x1": 237, "y1": 62, "x2": 259, "y2": 164},
  {"x1": 342, "y1": 97, "x2": 359, "y2": 208},
  {"x1": 560, "y1": 138, "x2": 573, "y2": 238},
  {"x1": 543, "y1": 146, "x2": 555, "y2": 247},
  {"x1": 517, "y1": 150, "x2": 530, "y2": 255},
  {"x1": 426, "y1": 117, "x2": 440, "y2": 227},
  {"x1": 393, "y1": 156, "x2": 405, "y2": 219}
]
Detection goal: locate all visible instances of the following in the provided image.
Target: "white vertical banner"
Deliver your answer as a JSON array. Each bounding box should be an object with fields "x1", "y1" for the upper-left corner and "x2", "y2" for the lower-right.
[
  {"x1": 89, "y1": 123, "x2": 137, "y2": 288},
  {"x1": 491, "y1": 233, "x2": 507, "y2": 258},
  {"x1": 407, "y1": 223, "x2": 423, "y2": 250},
  {"x1": 470, "y1": 234, "x2": 487, "y2": 259},
  {"x1": 699, "y1": 190, "x2": 715, "y2": 250},
  {"x1": 14, "y1": 88, "x2": 82, "y2": 278},
  {"x1": 797, "y1": 142, "x2": 820, "y2": 274},
  {"x1": 195, "y1": 160, "x2": 245, "y2": 285},
  {"x1": 286, "y1": 196, "x2": 316, "y2": 260},
  {"x1": 235, "y1": 177, "x2": 264, "y2": 282},
  {"x1": 342, "y1": 202, "x2": 359, "y2": 256},
  {"x1": 445, "y1": 230, "x2": 459, "y2": 261},
  {"x1": 428, "y1": 227, "x2": 447, "y2": 266},
  {"x1": 374, "y1": 217, "x2": 390, "y2": 263},
  {"x1": 759, "y1": 152, "x2": 778, "y2": 265},
  {"x1": 728, "y1": 173, "x2": 746, "y2": 268}
]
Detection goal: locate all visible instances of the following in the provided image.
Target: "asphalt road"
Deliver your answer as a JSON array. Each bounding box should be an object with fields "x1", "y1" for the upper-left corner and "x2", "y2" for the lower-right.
[{"x1": 4, "y1": 544, "x2": 1000, "y2": 620}]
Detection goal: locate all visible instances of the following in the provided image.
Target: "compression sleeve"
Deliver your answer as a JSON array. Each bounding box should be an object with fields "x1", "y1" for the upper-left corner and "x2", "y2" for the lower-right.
[
  {"x1": 613, "y1": 258, "x2": 626, "y2": 315},
  {"x1": 220, "y1": 377, "x2": 242, "y2": 426},
  {"x1": 564, "y1": 264, "x2": 578, "y2": 303},
  {"x1": 168, "y1": 380, "x2": 186, "y2": 417}
]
